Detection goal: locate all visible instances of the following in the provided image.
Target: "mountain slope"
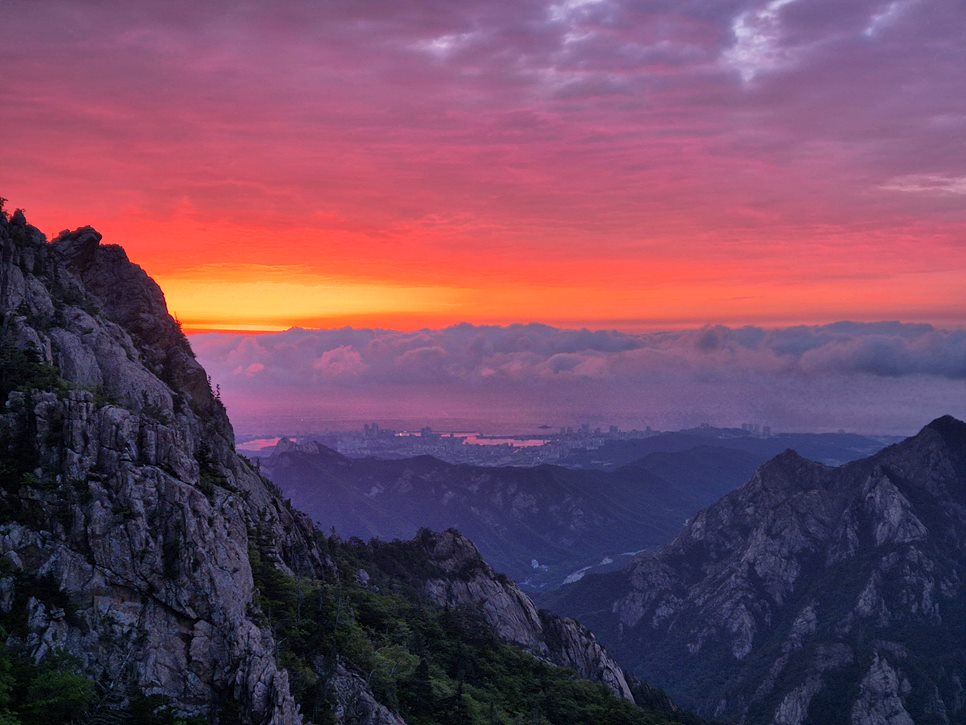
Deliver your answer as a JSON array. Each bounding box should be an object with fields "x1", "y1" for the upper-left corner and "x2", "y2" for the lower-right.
[
  {"x1": 547, "y1": 416, "x2": 966, "y2": 724},
  {"x1": 0, "y1": 208, "x2": 685, "y2": 723},
  {"x1": 262, "y1": 442, "x2": 760, "y2": 590},
  {"x1": 363, "y1": 528, "x2": 634, "y2": 699}
]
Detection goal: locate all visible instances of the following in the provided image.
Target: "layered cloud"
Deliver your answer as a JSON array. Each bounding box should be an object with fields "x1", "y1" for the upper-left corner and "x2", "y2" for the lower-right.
[{"x1": 192, "y1": 322, "x2": 966, "y2": 434}]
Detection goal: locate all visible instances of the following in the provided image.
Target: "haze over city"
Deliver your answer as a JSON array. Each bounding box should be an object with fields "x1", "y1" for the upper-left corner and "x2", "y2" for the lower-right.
[{"x1": 193, "y1": 321, "x2": 964, "y2": 436}]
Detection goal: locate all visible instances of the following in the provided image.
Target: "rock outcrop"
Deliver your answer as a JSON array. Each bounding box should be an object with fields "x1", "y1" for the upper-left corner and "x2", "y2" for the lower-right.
[
  {"x1": 328, "y1": 665, "x2": 407, "y2": 725},
  {"x1": 373, "y1": 528, "x2": 635, "y2": 701},
  {"x1": 0, "y1": 211, "x2": 335, "y2": 722},
  {"x1": 548, "y1": 417, "x2": 966, "y2": 724}
]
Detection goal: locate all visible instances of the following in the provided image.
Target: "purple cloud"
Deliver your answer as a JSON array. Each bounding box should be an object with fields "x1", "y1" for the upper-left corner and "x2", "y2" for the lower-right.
[{"x1": 192, "y1": 322, "x2": 966, "y2": 435}]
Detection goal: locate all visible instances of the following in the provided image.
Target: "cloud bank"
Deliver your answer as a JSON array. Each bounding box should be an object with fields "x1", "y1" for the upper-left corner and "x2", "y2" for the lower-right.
[{"x1": 191, "y1": 322, "x2": 966, "y2": 435}]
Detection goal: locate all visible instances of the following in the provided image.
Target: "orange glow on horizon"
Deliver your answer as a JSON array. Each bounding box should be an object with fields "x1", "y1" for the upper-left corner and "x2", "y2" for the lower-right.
[
  {"x1": 151, "y1": 254, "x2": 966, "y2": 333},
  {"x1": 12, "y1": 201, "x2": 940, "y2": 334},
  {"x1": 0, "y1": 200, "x2": 957, "y2": 333}
]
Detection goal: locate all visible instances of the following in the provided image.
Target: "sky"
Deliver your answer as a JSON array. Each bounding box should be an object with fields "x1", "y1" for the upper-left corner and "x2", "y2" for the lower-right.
[{"x1": 2, "y1": 0, "x2": 965, "y2": 331}]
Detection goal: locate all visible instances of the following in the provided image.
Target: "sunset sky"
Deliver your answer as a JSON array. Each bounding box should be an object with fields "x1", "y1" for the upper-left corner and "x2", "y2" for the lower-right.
[{"x1": 2, "y1": 0, "x2": 964, "y2": 332}]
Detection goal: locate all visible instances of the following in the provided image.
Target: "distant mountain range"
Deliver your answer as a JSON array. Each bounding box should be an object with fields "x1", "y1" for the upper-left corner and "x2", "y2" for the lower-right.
[
  {"x1": 262, "y1": 431, "x2": 890, "y2": 591},
  {"x1": 544, "y1": 416, "x2": 966, "y2": 724},
  {"x1": 560, "y1": 427, "x2": 898, "y2": 469}
]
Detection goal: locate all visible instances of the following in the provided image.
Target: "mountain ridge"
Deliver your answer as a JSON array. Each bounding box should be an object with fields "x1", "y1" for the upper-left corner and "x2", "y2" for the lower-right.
[
  {"x1": 261, "y1": 439, "x2": 762, "y2": 590},
  {"x1": 560, "y1": 428, "x2": 898, "y2": 470},
  {"x1": 546, "y1": 415, "x2": 966, "y2": 724}
]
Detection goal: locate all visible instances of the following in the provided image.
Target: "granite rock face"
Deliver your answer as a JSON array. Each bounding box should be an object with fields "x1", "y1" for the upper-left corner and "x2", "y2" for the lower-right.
[
  {"x1": 328, "y1": 665, "x2": 407, "y2": 725},
  {"x1": 549, "y1": 417, "x2": 966, "y2": 724},
  {"x1": 0, "y1": 212, "x2": 334, "y2": 723}
]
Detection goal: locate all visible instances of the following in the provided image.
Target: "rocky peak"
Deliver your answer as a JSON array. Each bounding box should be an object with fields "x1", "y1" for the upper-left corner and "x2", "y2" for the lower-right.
[
  {"x1": 50, "y1": 225, "x2": 103, "y2": 264},
  {"x1": 418, "y1": 527, "x2": 488, "y2": 575},
  {"x1": 923, "y1": 414, "x2": 966, "y2": 440},
  {"x1": 549, "y1": 416, "x2": 966, "y2": 724},
  {"x1": 51, "y1": 226, "x2": 220, "y2": 426},
  {"x1": 273, "y1": 437, "x2": 299, "y2": 456},
  {"x1": 751, "y1": 449, "x2": 831, "y2": 495},
  {"x1": 909, "y1": 415, "x2": 965, "y2": 468},
  {"x1": 845, "y1": 417, "x2": 966, "y2": 519},
  {"x1": 272, "y1": 438, "x2": 344, "y2": 461},
  {"x1": 868, "y1": 416, "x2": 965, "y2": 468}
]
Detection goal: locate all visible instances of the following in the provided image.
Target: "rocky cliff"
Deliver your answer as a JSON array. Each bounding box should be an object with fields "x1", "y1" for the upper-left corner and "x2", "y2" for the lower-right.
[
  {"x1": 548, "y1": 416, "x2": 966, "y2": 724},
  {"x1": 0, "y1": 211, "x2": 334, "y2": 722}
]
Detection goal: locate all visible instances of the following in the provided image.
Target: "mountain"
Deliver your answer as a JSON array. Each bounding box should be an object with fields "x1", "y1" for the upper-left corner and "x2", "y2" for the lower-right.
[
  {"x1": 262, "y1": 442, "x2": 761, "y2": 590},
  {"x1": 546, "y1": 416, "x2": 966, "y2": 724},
  {"x1": 2, "y1": 216, "x2": 326, "y2": 722},
  {"x1": 560, "y1": 427, "x2": 896, "y2": 470},
  {"x1": 0, "y1": 208, "x2": 688, "y2": 723},
  {"x1": 356, "y1": 528, "x2": 635, "y2": 699}
]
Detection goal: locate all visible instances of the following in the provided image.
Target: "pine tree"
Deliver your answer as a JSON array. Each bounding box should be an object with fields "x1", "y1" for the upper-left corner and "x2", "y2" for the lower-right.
[{"x1": 409, "y1": 656, "x2": 434, "y2": 716}]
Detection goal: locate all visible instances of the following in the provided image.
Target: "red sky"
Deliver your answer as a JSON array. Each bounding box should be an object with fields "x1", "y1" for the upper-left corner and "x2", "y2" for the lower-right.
[{"x1": 2, "y1": 0, "x2": 964, "y2": 332}]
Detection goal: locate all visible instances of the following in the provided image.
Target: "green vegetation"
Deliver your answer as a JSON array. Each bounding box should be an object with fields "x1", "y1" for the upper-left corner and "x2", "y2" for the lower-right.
[
  {"x1": 0, "y1": 339, "x2": 115, "y2": 409},
  {"x1": 0, "y1": 377, "x2": 42, "y2": 513},
  {"x1": 0, "y1": 344, "x2": 72, "y2": 521},
  {"x1": 173, "y1": 316, "x2": 195, "y2": 359},
  {"x1": 0, "y1": 343, "x2": 65, "y2": 402},
  {"x1": 251, "y1": 537, "x2": 680, "y2": 724},
  {"x1": 195, "y1": 443, "x2": 227, "y2": 499},
  {"x1": 0, "y1": 646, "x2": 95, "y2": 725},
  {"x1": 0, "y1": 646, "x2": 207, "y2": 725}
]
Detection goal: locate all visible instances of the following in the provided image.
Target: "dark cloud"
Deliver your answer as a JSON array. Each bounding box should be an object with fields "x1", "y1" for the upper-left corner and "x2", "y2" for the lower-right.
[{"x1": 4, "y1": 0, "x2": 965, "y2": 245}]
